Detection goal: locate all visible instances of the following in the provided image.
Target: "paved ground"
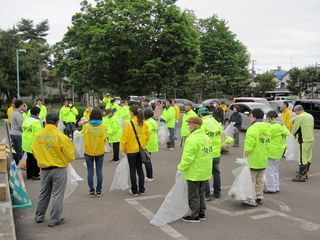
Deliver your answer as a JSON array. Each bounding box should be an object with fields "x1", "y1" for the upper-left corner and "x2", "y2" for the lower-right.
[{"x1": 11, "y1": 127, "x2": 320, "y2": 240}]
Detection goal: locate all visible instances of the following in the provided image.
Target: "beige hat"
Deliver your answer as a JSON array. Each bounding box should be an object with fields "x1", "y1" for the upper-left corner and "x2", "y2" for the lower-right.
[{"x1": 187, "y1": 117, "x2": 203, "y2": 126}]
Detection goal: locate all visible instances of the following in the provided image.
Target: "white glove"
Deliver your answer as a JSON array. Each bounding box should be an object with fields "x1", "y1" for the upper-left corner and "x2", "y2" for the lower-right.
[
  {"x1": 176, "y1": 120, "x2": 179, "y2": 123},
  {"x1": 175, "y1": 170, "x2": 182, "y2": 180}
]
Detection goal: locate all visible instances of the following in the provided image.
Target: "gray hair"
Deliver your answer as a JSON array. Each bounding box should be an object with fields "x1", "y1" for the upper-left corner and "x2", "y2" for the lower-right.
[{"x1": 294, "y1": 105, "x2": 304, "y2": 112}]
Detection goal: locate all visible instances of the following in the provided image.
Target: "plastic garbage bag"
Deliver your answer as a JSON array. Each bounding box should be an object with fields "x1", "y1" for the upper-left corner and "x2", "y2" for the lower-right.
[
  {"x1": 223, "y1": 136, "x2": 235, "y2": 145},
  {"x1": 9, "y1": 162, "x2": 32, "y2": 209},
  {"x1": 18, "y1": 153, "x2": 27, "y2": 170},
  {"x1": 110, "y1": 155, "x2": 129, "y2": 191},
  {"x1": 73, "y1": 130, "x2": 84, "y2": 159},
  {"x1": 284, "y1": 134, "x2": 298, "y2": 161},
  {"x1": 105, "y1": 140, "x2": 112, "y2": 153},
  {"x1": 57, "y1": 120, "x2": 65, "y2": 132},
  {"x1": 150, "y1": 173, "x2": 189, "y2": 227},
  {"x1": 228, "y1": 158, "x2": 256, "y2": 202},
  {"x1": 64, "y1": 164, "x2": 83, "y2": 200},
  {"x1": 224, "y1": 122, "x2": 235, "y2": 138},
  {"x1": 158, "y1": 122, "x2": 169, "y2": 145}
]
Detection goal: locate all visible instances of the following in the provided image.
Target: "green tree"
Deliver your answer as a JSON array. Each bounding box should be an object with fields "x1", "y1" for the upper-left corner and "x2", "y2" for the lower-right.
[
  {"x1": 196, "y1": 15, "x2": 250, "y2": 98},
  {"x1": 253, "y1": 72, "x2": 276, "y2": 96},
  {"x1": 54, "y1": 0, "x2": 200, "y2": 97}
]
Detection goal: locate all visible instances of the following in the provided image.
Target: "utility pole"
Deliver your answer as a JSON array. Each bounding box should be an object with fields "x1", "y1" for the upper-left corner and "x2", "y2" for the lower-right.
[{"x1": 251, "y1": 59, "x2": 256, "y2": 77}]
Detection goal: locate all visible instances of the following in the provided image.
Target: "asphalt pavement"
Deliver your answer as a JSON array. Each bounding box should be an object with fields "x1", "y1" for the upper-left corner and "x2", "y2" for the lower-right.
[{"x1": 11, "y1": 127, "x2": 320, "y2": 240}]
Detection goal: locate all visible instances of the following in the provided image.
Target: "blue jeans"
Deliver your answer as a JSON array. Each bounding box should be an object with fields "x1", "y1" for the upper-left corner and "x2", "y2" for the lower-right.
[
  {"x1": 205, "y1": 157, "x2": 221, "y2": 196},
  {"x1": 10, "y1": 134, "x2": 23, "y2": 165},
  {"x1": 85, "y1": 154, "x2": 104, "y2": 193},
  {"x1": 144, "y1": 153, "x2": 153, "y2": 178},
  {"x1": 167, "y1": 128, "x2": 175, "y2": 148}
]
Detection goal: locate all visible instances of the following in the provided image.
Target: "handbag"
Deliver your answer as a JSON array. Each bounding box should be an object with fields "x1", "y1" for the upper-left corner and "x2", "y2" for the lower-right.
[{"x1": 130, "y1": 120, "x2": 151, "y2": 163}]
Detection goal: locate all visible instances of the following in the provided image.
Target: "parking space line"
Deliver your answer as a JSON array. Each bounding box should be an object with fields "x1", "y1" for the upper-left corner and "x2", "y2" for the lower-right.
[{"x1": 125, "y1": 198, "x2": 188, "y2": 240}]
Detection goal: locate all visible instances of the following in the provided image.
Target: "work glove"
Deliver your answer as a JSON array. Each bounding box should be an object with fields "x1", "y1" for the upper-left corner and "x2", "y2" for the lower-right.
[{"x1": 175, "y1": 170, "x2": 183, "y2": 180}]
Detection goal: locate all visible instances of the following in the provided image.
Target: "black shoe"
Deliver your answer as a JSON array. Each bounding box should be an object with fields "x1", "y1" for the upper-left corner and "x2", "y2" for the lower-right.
[
  {"x1": 35, "y1": 218, "x2": 44, "y2": 224},
  {"x1": 292, "y1": 177, "x2": 306, "y2": 182},
  {"x1": 182, "y1": 216, "x2": 200, "y2": 223},
  {"x1": 213, "y1": 193, "x2": 221, "y2": 199},
  {"x1": 256, "y1": 198, "x2": 263, "y2": 204},
  {"x1": 264, "y1": 190, "x2": 276, "y2": 194},
  {"x1": 199, "y1": 214, "x2": 207, "y2": 221},
  {"x1": 48, "y1": 218, "x2": 65, "y2": 227},
  {"x1": 89, "y1": 191, "x2": 95, "y2": 198},
  {"x1": 32, "y1": 176, "x2": 41, "y2": 181},
  {"x1": 96, "y1": 192, "x2": 102, "y2": 197},
  {"x1": 205, "y1": 195, "x2": 212, "y2": 201}
]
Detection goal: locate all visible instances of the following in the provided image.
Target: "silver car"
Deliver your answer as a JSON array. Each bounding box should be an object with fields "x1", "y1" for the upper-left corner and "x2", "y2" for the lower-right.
[{"x1": 224, "y1": 102, "x2": 274, "y2": 130}]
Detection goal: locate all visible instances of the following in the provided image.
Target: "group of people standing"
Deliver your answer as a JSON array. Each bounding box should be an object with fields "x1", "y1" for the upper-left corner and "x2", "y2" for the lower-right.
[{"x1": 5, "y1": 96, "x2": 315, "y2": 226}]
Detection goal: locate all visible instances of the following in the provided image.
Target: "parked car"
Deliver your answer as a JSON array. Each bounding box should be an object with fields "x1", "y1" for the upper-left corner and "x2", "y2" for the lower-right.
[
  {"x1": 269, "y1": 101, "x2": 282, "y2": 112},
  {"x1": 293, "y1": 100, "x2": 320, "y2": 128},
  {"x1": 224, "y1": 102, "x2": 274, "y2": 130},
  {"x1": 234, "y1": 97, "x2": 270, "y2": 106},
  {"x1": 175, "y1": 99, "x2": 199, "y2": 112}
]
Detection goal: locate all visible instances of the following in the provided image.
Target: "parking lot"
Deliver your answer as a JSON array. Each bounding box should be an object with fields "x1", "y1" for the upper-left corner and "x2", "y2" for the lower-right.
[{"x1": 12, "y1": 129, "x2": 320, "y2": 240}]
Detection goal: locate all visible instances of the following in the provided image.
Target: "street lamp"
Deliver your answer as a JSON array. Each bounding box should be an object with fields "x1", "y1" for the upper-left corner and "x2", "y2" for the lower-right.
[{"x1": 16, "y1": 49, "x2": 26, "y2": 99}]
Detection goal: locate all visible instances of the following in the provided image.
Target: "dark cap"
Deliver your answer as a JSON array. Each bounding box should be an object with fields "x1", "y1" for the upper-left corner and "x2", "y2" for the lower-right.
[
  {"x1": 46, "y1": 113, "x2": 59, "y2": 124},
  {"x1": 187, "y1": 117, "x2": 203, "y2": 126}
]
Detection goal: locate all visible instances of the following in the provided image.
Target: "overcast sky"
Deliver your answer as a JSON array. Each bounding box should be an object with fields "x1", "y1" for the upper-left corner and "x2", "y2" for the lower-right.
[{"x1": 1, "y1": 0, "x2": 319, "y2": 73}]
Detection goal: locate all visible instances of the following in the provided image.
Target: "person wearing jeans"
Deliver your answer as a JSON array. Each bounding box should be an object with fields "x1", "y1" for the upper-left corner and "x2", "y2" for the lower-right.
[
  {"x1": 205, "y1": 158, "x2": 221, "y2": 198},
  {"x1": 160, "y1": 100, "x2": 176, "y2": 150},
  {"x1": 230, "y1": 105, "x2": 242, "y2": 147},
  {"x1": 144, "y1": 109, "x2": 159, "y2": 182},
  {"x1": 121, "y1": 104, "x2": 149, "y2": 195},
  {"x1": 83, "y1": 109, "x2": 107, "y2": 197},
  {"x1": 10, "y1": 99, "x2": 25, "y2": 165}
]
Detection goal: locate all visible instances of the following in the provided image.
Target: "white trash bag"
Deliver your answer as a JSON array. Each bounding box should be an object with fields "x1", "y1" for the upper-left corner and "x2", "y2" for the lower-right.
[
  {"x1": 228, "y1": 158, "x2": 256, "y2": 202},
  {"x1": 285, "y1": 134, "x2": 298, "y2": 161},
  {"x1": 64, "y1": 164, "x2": 83, "y2": 200},
  {"x1": 224, "y1": 122, "x2": 235, "y2": 138},
  {"x1": 57, "y1": 120, "x2": 65, "y2": 132},
  {"x1": 105, "y1": 140, "x2": 112, "y2": 153},
  {"x1": 110, "y1": 155, "x2": 129, "y2": 191},
  {"x1": 150, "y1": 173, "x2": 189, "y2": 227},
  {"x1": 158, "y1": 122, "x2": 169, "y2": 145},
  {"x1": 73, "y1": 130, "x2": 84, "y2": 159}
]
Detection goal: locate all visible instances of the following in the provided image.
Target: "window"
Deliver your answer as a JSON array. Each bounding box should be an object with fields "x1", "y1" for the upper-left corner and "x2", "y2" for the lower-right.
[
  {"x1": 312, "y1": 103, "x2": 320, "y2": 111},
  {"x1": 301, "y1": 102, "x2": 312, "y2": 111},
  {"x1": 239, "y1": 105, "x2": 250, "y2": 114}
]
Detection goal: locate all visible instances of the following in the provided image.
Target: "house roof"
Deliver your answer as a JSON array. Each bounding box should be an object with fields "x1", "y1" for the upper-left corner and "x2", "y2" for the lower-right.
[{"x1": 273, "y1": 70, "x2": 289, "y2": 80}]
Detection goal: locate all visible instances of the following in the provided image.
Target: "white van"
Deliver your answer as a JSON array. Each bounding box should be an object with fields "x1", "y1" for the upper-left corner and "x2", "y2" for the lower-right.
[{"x1": 234, "y1": 97, "x2": 270, "y2": 106}]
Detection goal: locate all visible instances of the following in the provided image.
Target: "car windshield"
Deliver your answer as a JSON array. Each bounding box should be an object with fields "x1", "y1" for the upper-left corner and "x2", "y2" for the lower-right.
[{"x1": 251, "y1": 104, "x2": 273, "y2": 114}]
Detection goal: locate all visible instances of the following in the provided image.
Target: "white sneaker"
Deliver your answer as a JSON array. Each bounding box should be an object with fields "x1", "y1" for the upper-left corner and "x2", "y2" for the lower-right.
[
  {"x1": 145, "y1": 177, "x2": 154, "y2": 183},
  {"x1": 169, "y1": 147, "x2": 175, "y2": 151}
]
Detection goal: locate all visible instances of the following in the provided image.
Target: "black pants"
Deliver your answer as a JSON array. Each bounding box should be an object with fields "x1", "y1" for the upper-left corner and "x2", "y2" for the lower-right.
[
  {"x1": 187, "y1": 180, "x2": 206, "y2": 218},
  {"x1": 127, "y1": 153, "x2": 145, "y2": 194},
  {"x1": 144, "y1": 153, "x2": 153, "y2": 178},
  {"x1": 26, "y1": 152, "x2": 40, "y2": 179},
  {"x1": 112, "y1": 142, "x2": 120, "y2": 161}
]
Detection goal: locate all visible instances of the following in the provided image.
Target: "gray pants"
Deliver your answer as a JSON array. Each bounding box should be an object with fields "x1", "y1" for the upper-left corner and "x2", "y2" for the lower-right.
[
  {"x1": 187, "y1": 180, "x2": 206, "y2": 218},
  {"x1": 234, "y1": 129, "x2": 240, "y2": 147},
  {"x1": 35, "y1": 167, "x2": 67, "y2": 225}
]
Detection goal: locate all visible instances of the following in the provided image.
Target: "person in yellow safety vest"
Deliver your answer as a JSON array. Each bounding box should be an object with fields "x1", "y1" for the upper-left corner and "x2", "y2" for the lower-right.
[
  {"x1": 180, "y1": 102, "x2": 197, "y2": 146},
  {"x1": 144, "y1": 109, "x2": 159, "y2": 182},
  {"x1": 173, "y1": 100, "x2": 181, "y2": 120},
  {"x1": 120, "y1": 104, "x2": 149, "y2": 195},
  {"x1": 291, "y1": 105, "x2": 314, "y2": 182},
  {"x1": 220, "y1": 102, "x2": 228, "y2": 113},
  {"x1": 36, "y1": 98, "x2": 47, "y2": 125},
  {"x1": 280, "y1": 101, "x2": 292, "y2": 131},
  {"x1": 177, "y1": 117, "x2": 213, "y2": 223},
  {"x1": 118, "y1": 100, "x2": 131, "y2": 126},
  {"x1": 7, "y1": 102, "x2": 14, "y2": 124},
  {"x1": 83, "y1": 105, "x2": 93, "y2": 122},
  {"x1": 22, "y1": 106, "x2": 42, "y2": 180},
  {"x1": 103, "y1": 108, "x2": 122, "y2": 163},
  {"x1": 198, "y1": 107, "x2": 223, "y2": 200},
  {"x1": 83, "y1": 109, "x2": 107, "y2": 197},
  {"x1": 102, "y1": 93, "x2": 112, "y2": 109},
  {"x1": 110, "y1": 98, "x2": 121, "y2": 116},
  {"x1": 59, "y1": 98, "x2": 79, "y2": 139},
  {"x1": 264, "y1": 110, "x2": 289, "y2": 193},
  {"x1": 21, "y1": 103, "x2": 29, "y2": 122},
  {"x1": 32, "y1": 112, "x2": 75, "y2": 227},
  {"x1": 243, "y1": 108, "x2": 271, "y2": 206},
  {"x1": 160, "y1": 99, "x2": 176, "y2": 150}
]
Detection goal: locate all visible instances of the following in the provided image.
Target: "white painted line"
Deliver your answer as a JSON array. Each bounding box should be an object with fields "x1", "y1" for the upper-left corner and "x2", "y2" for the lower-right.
[
  {"x1": 125, "y1": 198, "x2": 188, "y2": 240},
  {"x1": 265, "y1": 198, "x2": 291, "y2": 212}
]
